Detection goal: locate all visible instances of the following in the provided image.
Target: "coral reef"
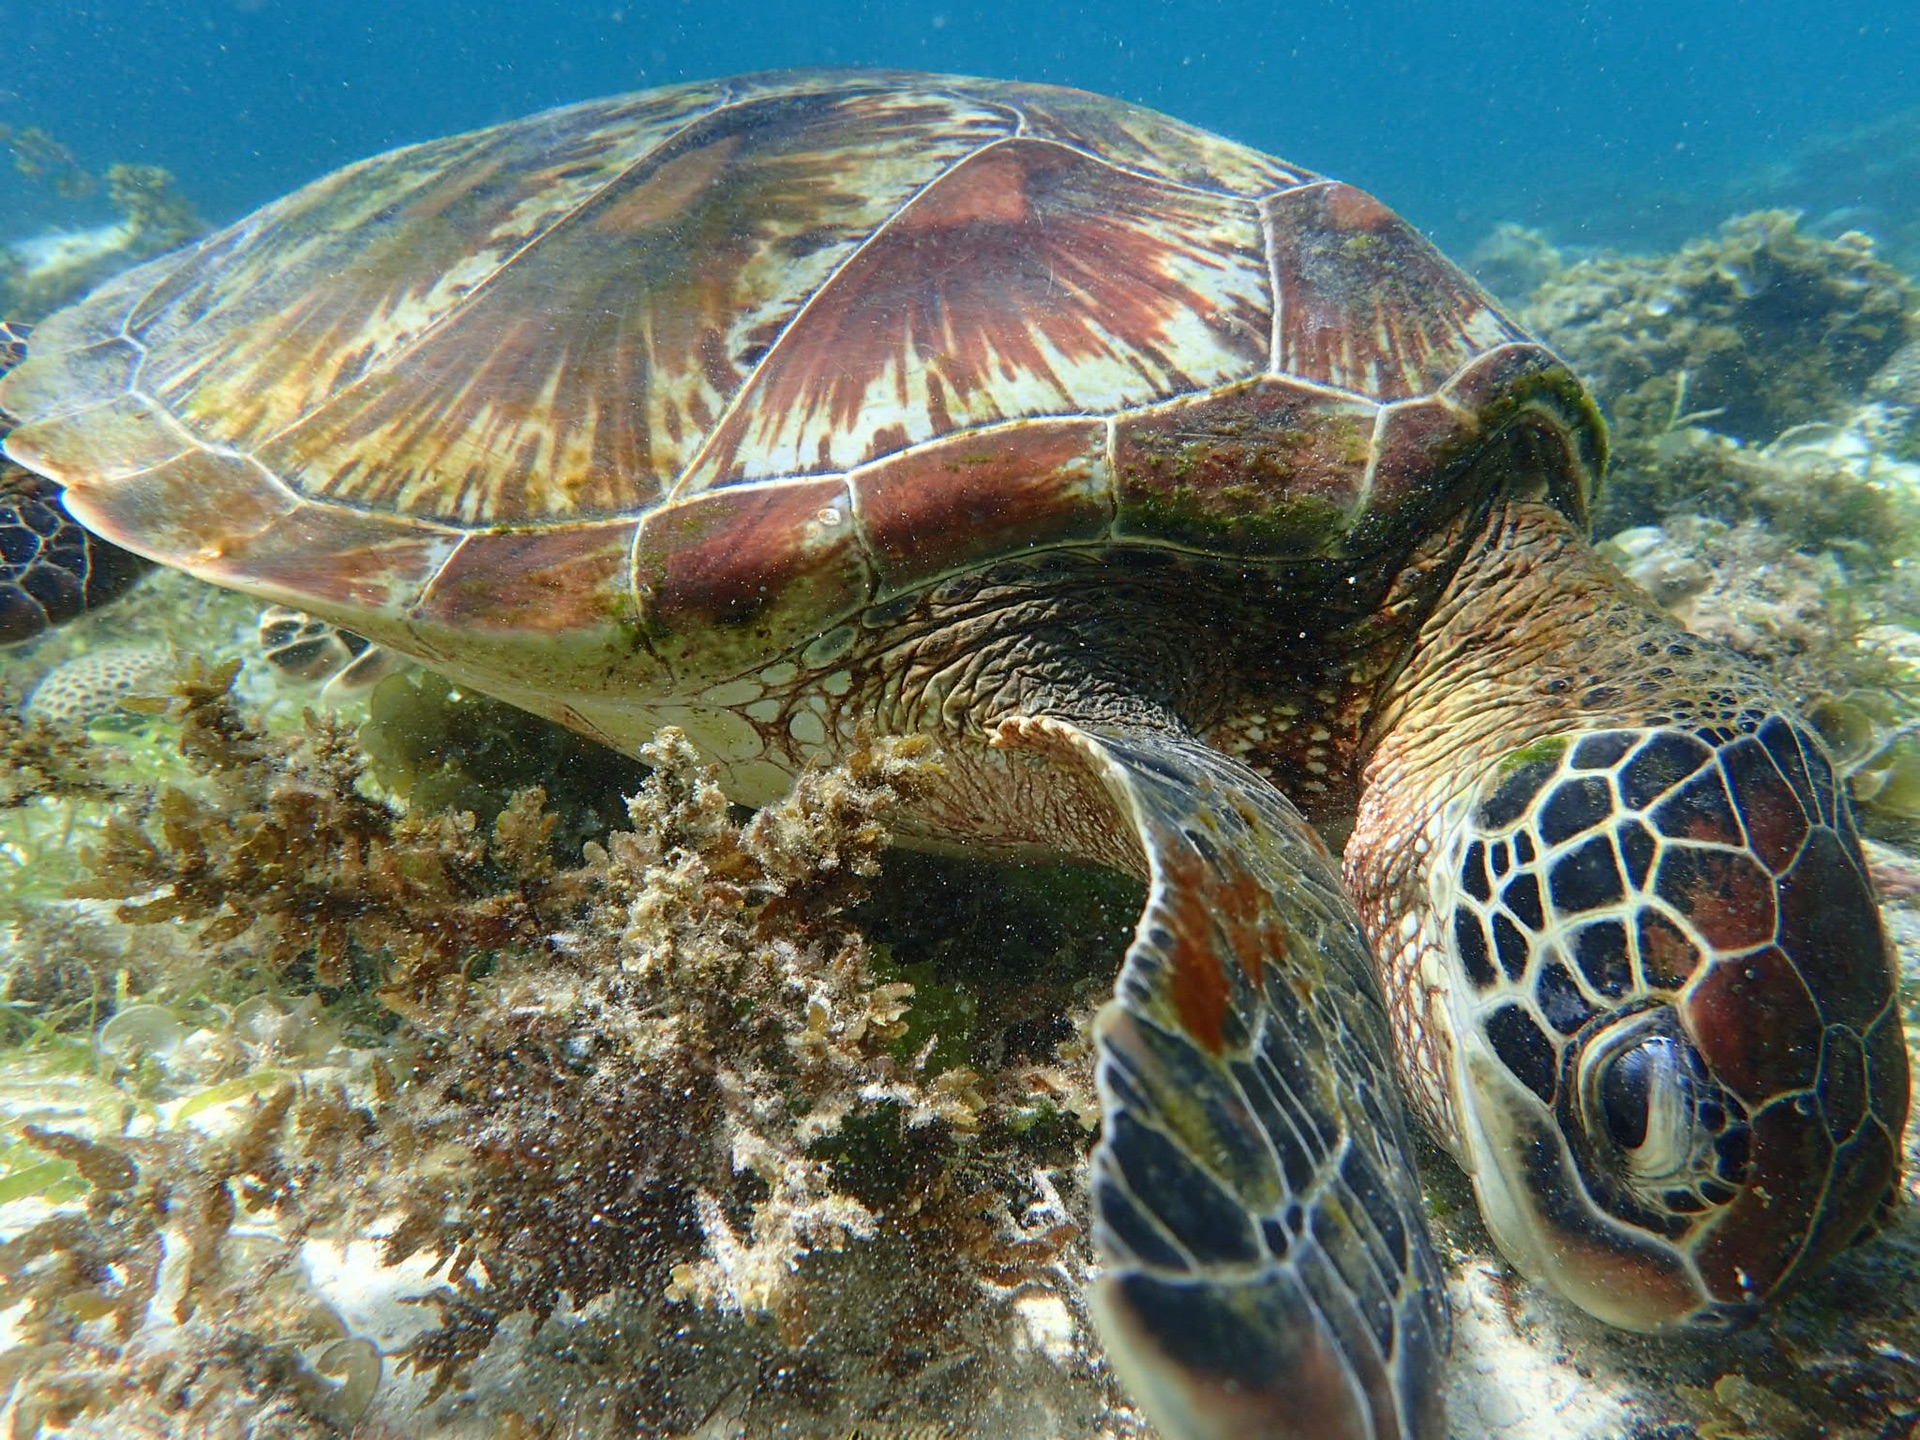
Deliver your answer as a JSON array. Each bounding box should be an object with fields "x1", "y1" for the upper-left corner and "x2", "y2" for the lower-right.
[
  {"x1": 1, "y1": 124, "x2": 205, "y2": 322},
  {"x1": 1600, "y1": 513, "x2": 1920, "y2": 834},
  {"x1": 1602, "y1": 518, "x2": 1875, "y2": 690},
  {"x1": 0, "y1": 671, "x2": 1131, "y2": 1436},
  {"x1": 1516, "y1": 211, "x2": 1914, "y2": 534},
  {"x1": 1723, "y1": 109, "x2": 1920, "y2": 276},
  {"x1": 21, "y1": 643, "x2": 174, "y2": 729}
]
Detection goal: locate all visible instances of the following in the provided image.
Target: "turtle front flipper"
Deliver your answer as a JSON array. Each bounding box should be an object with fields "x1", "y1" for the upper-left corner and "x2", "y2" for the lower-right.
[
  {"x1": 997, "y1": 716, "x2": 1448, "y2": 1440},
  {"x1": 256, "y1": 605, "x2": 406, "y2": 700},
  {"x1": 1, "y1": 323, "x2": 151, "y2": 644}
]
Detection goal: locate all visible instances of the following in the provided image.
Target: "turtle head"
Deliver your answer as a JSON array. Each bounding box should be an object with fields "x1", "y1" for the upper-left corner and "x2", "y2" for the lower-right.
[
  {"x1": 1403, "y1": 715, "x2": 1906, "y2": 1331},
  {"x1": 1350, "y1": 682, "x2": 1909, "y2": 1332}
]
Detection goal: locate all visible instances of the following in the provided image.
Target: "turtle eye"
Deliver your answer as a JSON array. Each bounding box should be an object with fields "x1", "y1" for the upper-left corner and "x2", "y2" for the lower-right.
[
  {"x1": 1597, "y1": 1039, "x2": 1655, "y2": 1150},
  {"x1": 1596, "y1": 1033, "x2": 1696, "y2": 1179},
  {"x1": 1575, "y1": 1005, "x2": 1744, "y2": 1208}
]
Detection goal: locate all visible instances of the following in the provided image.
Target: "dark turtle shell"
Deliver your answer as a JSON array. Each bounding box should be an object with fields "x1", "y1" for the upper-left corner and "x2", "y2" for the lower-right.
[{"x1": 0, "y1": 70, "x2": 1601, "y2": 778}]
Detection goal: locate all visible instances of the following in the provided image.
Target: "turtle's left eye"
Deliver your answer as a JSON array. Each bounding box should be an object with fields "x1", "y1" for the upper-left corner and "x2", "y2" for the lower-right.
[
  {"x1": 1596, "y1": 1032, "x2": 1698, "y2": 1180},
  {"x1": 1573, "y1": 1005, "x2": 1747, "y2": 1210}
]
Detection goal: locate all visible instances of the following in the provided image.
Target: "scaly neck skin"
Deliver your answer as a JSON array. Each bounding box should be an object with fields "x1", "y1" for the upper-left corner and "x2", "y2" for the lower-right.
[
  {"x1": 1343, "y1": 499, "x2": 1781, "y2": 1145},
  {"x1": 1366, "y1": 500, "x2": 1716, "y2": 795}
]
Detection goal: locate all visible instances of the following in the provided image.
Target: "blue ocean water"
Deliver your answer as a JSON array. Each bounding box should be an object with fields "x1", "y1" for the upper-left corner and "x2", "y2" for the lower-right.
[{"x1": 1, "y1": 0, "x2": 1914, "y2": 256}]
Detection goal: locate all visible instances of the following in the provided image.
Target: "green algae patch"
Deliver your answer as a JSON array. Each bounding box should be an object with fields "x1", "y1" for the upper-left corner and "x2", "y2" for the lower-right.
[
  {"x1": 875, "y1": 950, "x2": 978, "y2": 1077},
  {"x1": 0, "y1": 1158, "x2": 81, "y2": 1205},
  {"x1": 172, "y1": 1069, "x2": 296, "y2": 1125},
  {"x1": 1118, "y1": 482, "x2": 1355, "y2": 556},
  {"x1": 1112, "y1": 384, "x2": 1377, "y2": 557},
  {"x1": 1496, "y1": 735, "x2": 1569, "y2": 777}
]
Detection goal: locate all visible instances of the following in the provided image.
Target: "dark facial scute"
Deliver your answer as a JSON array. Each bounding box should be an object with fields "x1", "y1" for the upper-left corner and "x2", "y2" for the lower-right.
[
  {"x1": 1491, "y1": 911, "x2": 1530, "y2": 982},
  {"x1": 1547, "y1": 835, "x2": 1624, "y2": 913},
  {"x1": 1616, "y1": 819, "x2": 1656, "y2": 890},
  {"x1": 1618, "y1": 731, "x2": 1712, "y2": 810},
  {"x1": 1502, "y1": 871, "x2": 1544, "y2": 931},
  {"x1": 1461, "y1": 840, "x2": 1491, "y2": 902},
  {"x1": 1487, "y1": 1003, "x2": 1557, "y2": 1103},
  {"x1": 1636, "y1": 909, "x2": 1700, "y2": 991},
  {"x1": 1572, "y1": 920, "x2": 1632, "y2": 998},
  {"x1": 1454, "y1": 907, "x2": 1497, "y2": 989},
  {"x1": 1536, "y1": 961, "x2": 1594, "y2": 1036},
  {"x1": 1478, "y1": 755, "x2": 1559, "y2": 829},
  {"x1": 1650, "y1": 767, "x2": 1742, "y2": 847},
  {"x1": 1571, "y1": 730, "x2": 1635, "y2": 770},
  {"x1": 1719, "y1": 737, "x2": 1805, "y2": 871},
  {"x1": 1539, "y1": 776, "x2": 1613, "y2": 846}
]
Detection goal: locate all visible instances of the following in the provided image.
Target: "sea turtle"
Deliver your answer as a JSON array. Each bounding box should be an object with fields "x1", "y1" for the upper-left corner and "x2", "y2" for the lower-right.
[{"x1": 0, "y1": 71, "x2": 1906, "y2": 1440}]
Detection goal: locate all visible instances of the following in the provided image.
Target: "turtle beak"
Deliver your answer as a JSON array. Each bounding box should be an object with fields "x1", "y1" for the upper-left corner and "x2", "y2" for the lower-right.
[{"x1": 1458, "y1": 1047, "x2": 1720, "y2": 1333}]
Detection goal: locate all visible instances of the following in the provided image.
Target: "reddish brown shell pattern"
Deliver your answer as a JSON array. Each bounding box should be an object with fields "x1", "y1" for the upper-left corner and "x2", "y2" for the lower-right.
[{"x1": 0, "y1": 70, "x2": 1597, "y2": 781}]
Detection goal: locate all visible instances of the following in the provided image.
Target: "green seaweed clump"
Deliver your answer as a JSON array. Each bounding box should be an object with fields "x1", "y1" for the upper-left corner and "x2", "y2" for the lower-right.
[
  {"x1": 1520, "y1": 212, "x2": 1914, "y2": 534},
  {"x1": 1601, "y1": 518, "x2": 1881, "y2": 687},
  {"x1": 103, "y1": 162, "x2": 201, "y2": 259},
  {"x1": 0, "y1": 694, "x2": 131, "y2": 813},
  {"x1": 71, "y1": 660, "x2": 589, "y2": 997},
  {"x1": 0, "y1": 125, "x2": 94, "y2": 198},
  {"x1": 1808, "y1": 689, "x2": 1920, "y2": 834}
]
